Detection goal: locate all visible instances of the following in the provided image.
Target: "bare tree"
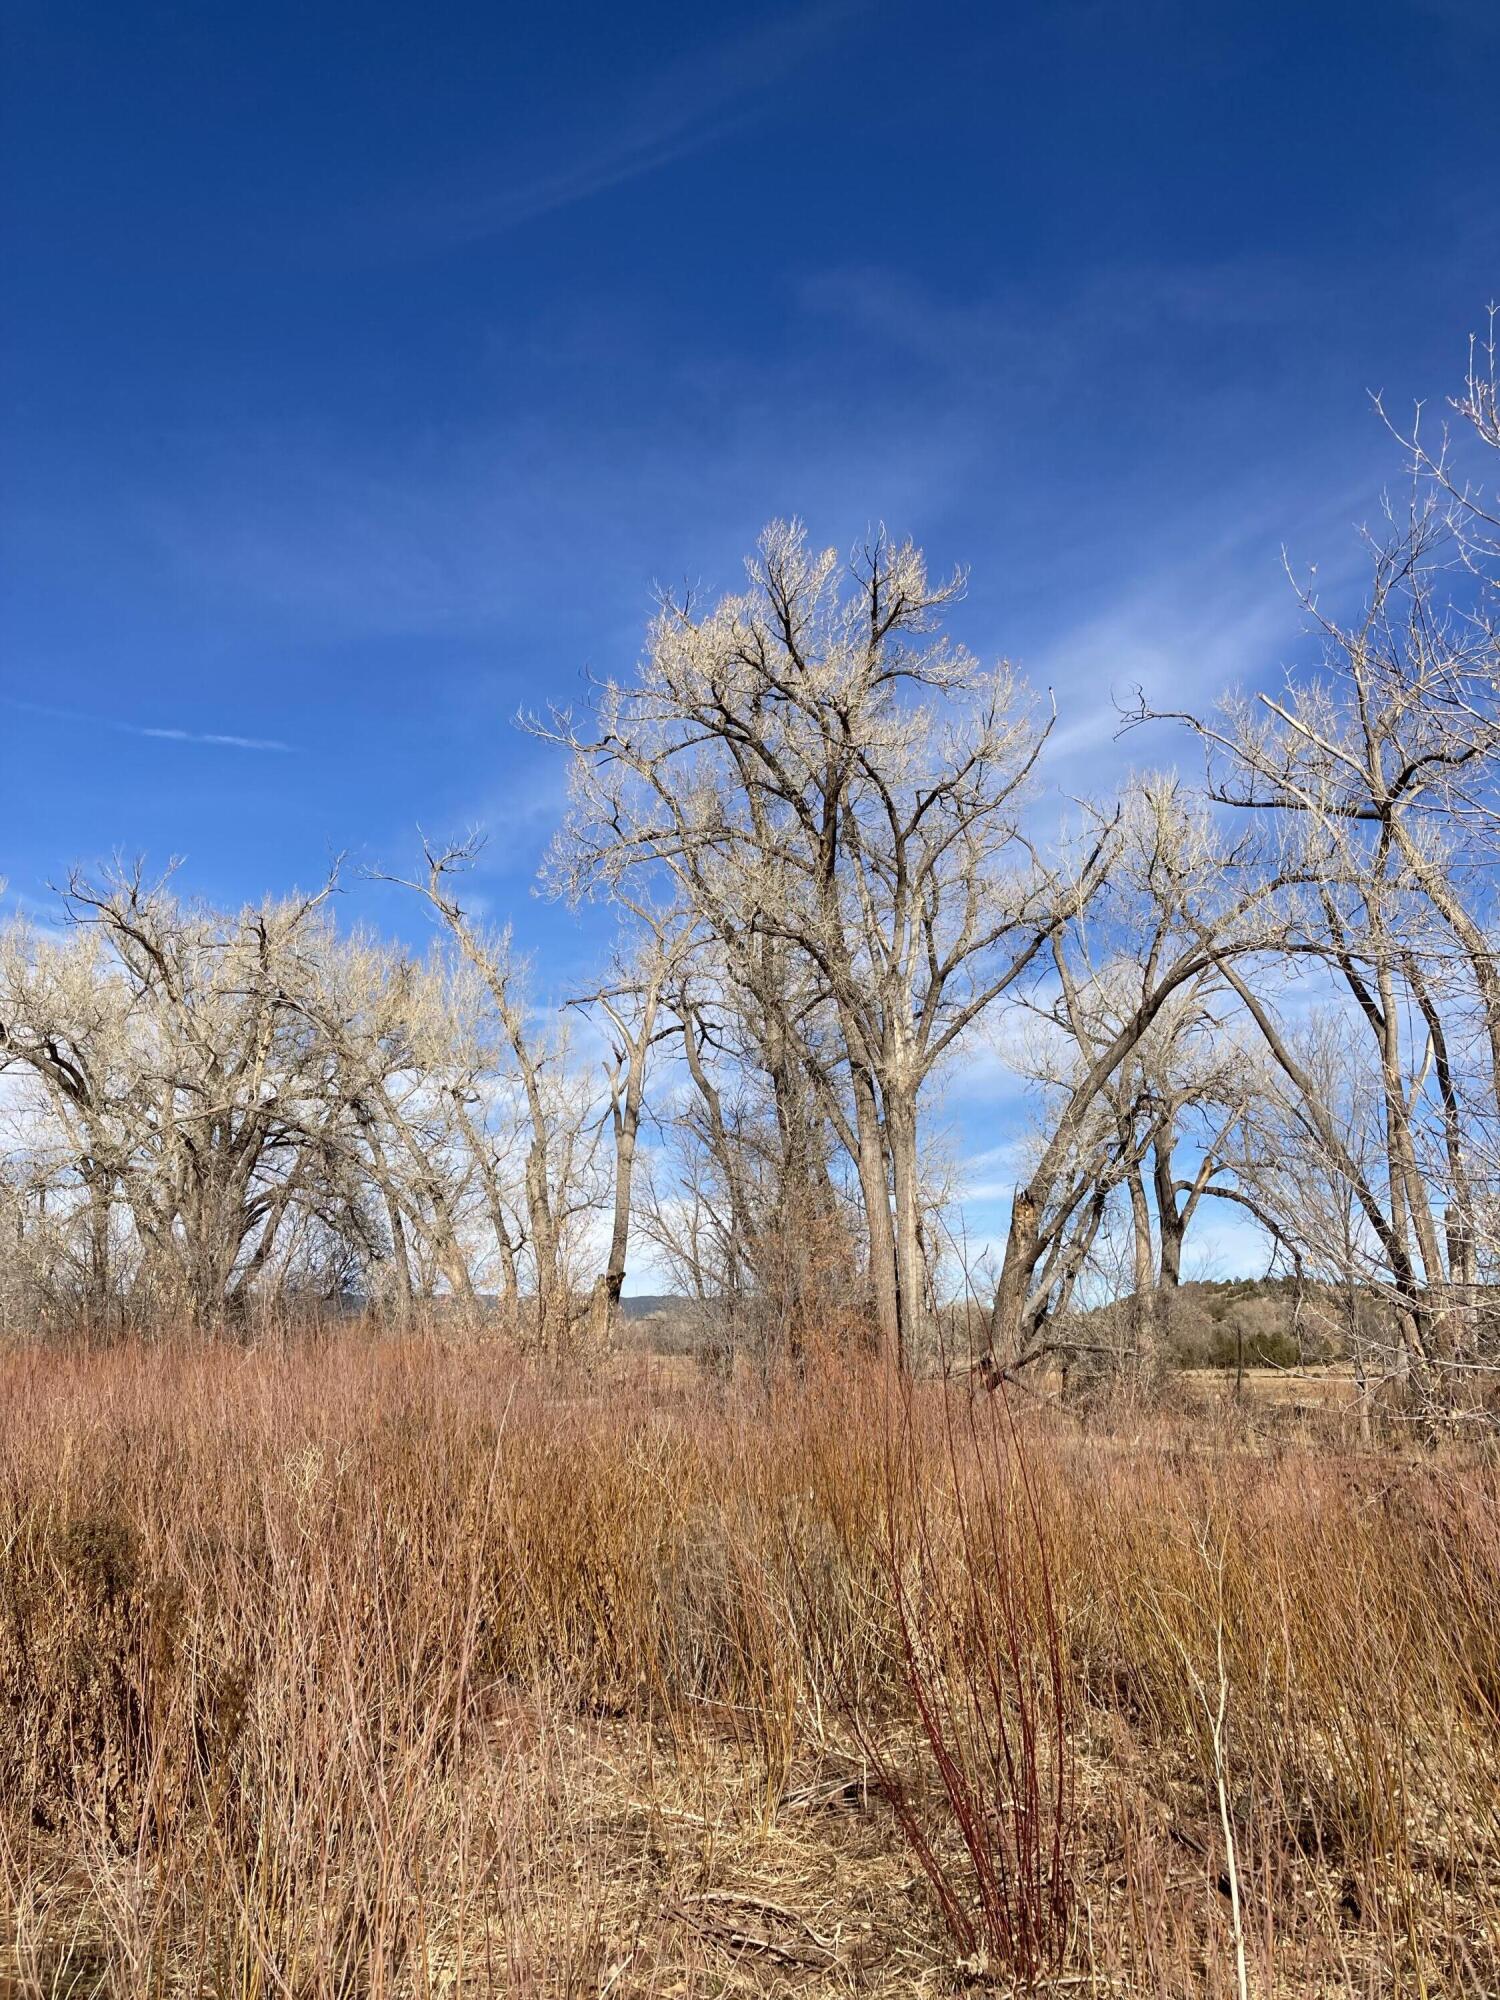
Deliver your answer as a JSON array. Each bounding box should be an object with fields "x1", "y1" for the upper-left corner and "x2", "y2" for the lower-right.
[
  {"x1": 568, "y1": 914, "x2": 687, "y2": 1352},
  {"x1": 1138, "y1": 329, "x2": 1500, "y2": 1409},
  {"x1": 304, "y1": 934, "x2": 491, "y2": 1312},
  {"x1": 0, "y1": 865, "x2": 359, "y2": 1328},
  {"x1": 1012, "y1": 958, "x2": 1259, "y2": 1377},
  {"x1": 380, "y1": 838, "x2": 601, "y2": 1356},
  {"x1": 982, "y1": 780, "x2": 1307, "y2": 1379},
  {"x1": 539, "y1": 522, "x2": 1097, "y2": 1366},
  {"x1": 0, "y1": 915, "x2": 141, "y2": 1326},
  {"x1": 641, "y1": 934, "x2": 866, "y2": 1370}
]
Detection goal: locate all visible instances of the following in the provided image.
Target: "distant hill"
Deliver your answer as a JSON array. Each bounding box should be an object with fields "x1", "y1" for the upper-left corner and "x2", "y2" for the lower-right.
[
  {"x1": 616, "y1": 1279, "x2": 1357, "y2": 1369},
  {"x1": 618, "y1": 1294, "x2": 687, "y2": 1321},
  {"x1": 1095, "y1": 1277, "x2": 1356, "y2": 1370}
]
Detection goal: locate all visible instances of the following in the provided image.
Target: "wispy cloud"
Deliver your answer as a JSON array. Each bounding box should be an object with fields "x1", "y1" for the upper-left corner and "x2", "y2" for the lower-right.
[
  {"x1": 135, "y1": 725, "x2": 293, "y2": 750},
  {"x1": 374, "y1": 1, "x2": 861, "y2": 251},
  {"x1": 4, "y1": 698, "x2": 294, "y2": 753},
  {"x1": 400, "y1": 115, "x2": 749, "y2": 250},
  {"x1": 1024, "y1": 468, "x2": 1388, "y2": 784}
]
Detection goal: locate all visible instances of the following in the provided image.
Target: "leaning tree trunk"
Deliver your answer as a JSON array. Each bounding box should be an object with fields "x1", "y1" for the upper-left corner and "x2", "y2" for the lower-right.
[{"x1": 987, "y1": 1185, "x2": 1041, "y2": 1370}]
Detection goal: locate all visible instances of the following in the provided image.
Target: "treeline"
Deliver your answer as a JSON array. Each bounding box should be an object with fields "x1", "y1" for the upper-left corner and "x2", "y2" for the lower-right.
[{"x1": 3, "y1": 325, "x2": 1500, "y2": 1416}]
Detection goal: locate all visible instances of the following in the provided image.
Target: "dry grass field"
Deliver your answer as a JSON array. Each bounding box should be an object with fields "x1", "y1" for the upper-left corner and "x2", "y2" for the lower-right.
[{"x1": 1, "y1": 1328, "x2": 1495, "y2": 1998}]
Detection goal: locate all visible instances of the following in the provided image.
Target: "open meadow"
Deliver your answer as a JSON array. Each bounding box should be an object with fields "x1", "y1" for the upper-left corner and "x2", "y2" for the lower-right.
[{"x1": 2, "y1": 1328, "x2": 1495, "y2": 1999}]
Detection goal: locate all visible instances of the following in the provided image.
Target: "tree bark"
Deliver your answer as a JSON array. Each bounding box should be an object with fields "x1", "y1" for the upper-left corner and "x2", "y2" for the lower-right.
[
  {"x1": 851, "y1": 1063, "x2": 901, "y2": 1365},
  {"x1": 886, "y1": 1087, "x2": 925, "y2": 1371}
]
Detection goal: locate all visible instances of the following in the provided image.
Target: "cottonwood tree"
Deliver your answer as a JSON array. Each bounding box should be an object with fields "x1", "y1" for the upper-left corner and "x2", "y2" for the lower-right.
[
  {"x1": 0, "y1": 916, "x2": 142, "y2": 1325},
  {"x1": 540, "y1": 522, "x2": 1095, "y2": 1367},
  {"x1": 1214, "y1": 1009, "x2": 1404, "y2": 1424},
  {"x1": 1010, "y1": 955, "x2": 1263, "y2": 1374},
  {"x1": 1143, "y1": 328, "x2": 1500, "y2": 1408},
  {"x1": 567, "y1": 914, "x2": 689, "y2": 1352},
  {"x1": 1, "y1": 866, "x2": 354, "y2": 1328},
  {"x1": 642, "y1": 935, "x2": 866, "y2": 1367},
  {"x1": 2, "y1": 861, "x2": 591, "y2": 1335},
  {"x1": 381, "y1": 839, "x2": 603, "y2": 1356},
  {"x1": 1116, "y1": 989, "x2": 1267, "y2": 1349},
  {"x1": 304, "y1": 934, "x2": 493, "y2": 1312},
  {"x1": 981, "y1": 780, "x2": 1308, "y2": 1378}
]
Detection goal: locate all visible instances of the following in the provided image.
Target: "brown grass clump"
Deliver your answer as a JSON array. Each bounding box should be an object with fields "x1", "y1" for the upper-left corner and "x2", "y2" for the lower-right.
[{"x1": 0, "y1": 1327, "x2": 1495, "y2": 1996}]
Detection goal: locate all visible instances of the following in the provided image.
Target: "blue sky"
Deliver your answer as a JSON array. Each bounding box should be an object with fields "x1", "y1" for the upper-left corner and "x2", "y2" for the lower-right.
[{"x1": 2, "y1": 0, "x2": 1496, "y2": 1279}]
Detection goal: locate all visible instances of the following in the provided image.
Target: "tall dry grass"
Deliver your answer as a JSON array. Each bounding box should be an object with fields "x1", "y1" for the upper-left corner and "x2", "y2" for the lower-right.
[{"x1": 0, "y1": 1327, "x2": 1495, "y2": 1996}]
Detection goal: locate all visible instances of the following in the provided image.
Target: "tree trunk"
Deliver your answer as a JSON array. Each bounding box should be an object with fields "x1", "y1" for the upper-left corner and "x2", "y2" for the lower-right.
[
  {"x1": 587, "y1": 1107, "x2": 636, "y2": 1358},
  {"x1": 1151, "y1": 1140, "x2": 1185, "y2": 1289},
  {"x1": 886, "y1": 1088, "x2": 925, "y2": 1371},
  {"x1": 525, "y1": 1138, "x2": 567, "y2": 1355},
  {"x1": 851, "y1": 1063, "x2": 900, "y2": 1365},
  {"x1": 1126, "y1": 1163, "x2": 1159, "y2": 1376},
  {"x1": 383, "y1": 1193, "x2": 414, "y2": 1313},
  {"x1": 987, "y1": 1185, "x2": 1040, "y2": 1368}
]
